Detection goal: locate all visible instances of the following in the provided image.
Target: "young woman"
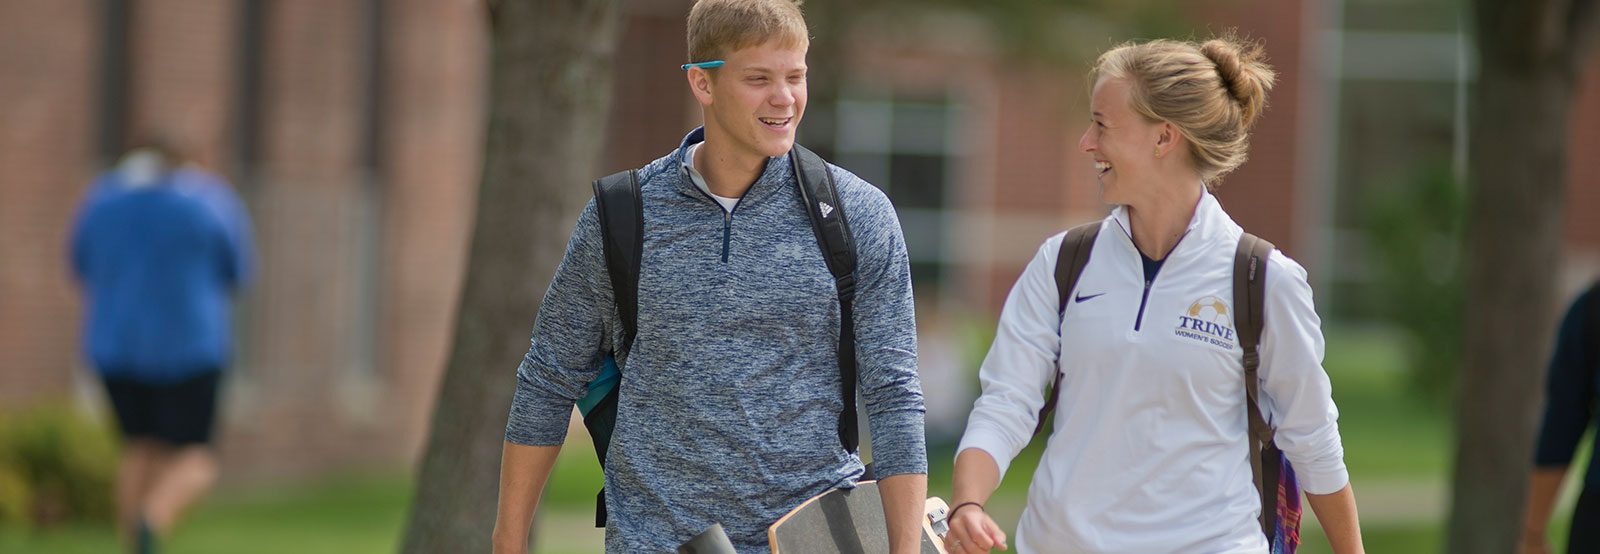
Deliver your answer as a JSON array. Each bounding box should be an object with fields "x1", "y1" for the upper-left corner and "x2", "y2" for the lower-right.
[{"x1": 944, "y1": 36, "x2": 1364, "y2": 554}]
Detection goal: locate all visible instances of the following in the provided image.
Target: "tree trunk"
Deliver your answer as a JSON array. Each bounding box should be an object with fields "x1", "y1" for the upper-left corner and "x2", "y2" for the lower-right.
[
  {"x1": 398, "y1": 2, "x2": 622, "y2": 553},
  {"x1": 1447, "y1": 0, "x2": 1595, "y2": 552}
]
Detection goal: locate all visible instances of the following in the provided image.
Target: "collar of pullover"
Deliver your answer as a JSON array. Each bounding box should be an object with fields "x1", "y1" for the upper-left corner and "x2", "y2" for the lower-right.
[
  {"x1": 671, "y1": 127, "x2": 794, "y2": 211},
  {"x1": 1109, "y1": 185, "x2": 1238, "y2": 260}
]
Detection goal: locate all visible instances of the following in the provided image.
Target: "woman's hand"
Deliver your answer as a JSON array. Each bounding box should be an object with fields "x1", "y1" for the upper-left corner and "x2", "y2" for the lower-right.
[{"x1": 942, "y1": 502, "x2": 1007, "y2": 553}]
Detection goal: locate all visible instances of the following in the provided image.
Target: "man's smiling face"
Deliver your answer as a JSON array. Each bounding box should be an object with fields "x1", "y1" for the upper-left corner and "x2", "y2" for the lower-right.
[{"x1": 696, "y1": 40, "x2": 808, "y2": 161}]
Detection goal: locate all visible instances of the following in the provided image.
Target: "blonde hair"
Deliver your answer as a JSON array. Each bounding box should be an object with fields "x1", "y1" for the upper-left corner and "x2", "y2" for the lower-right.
[
  {"x1": 686, "y1": 0, "x2": 809, "y2": 66},
  {"x1": 1091, "y1": 34, "x2": 1276, "y2": 185}
]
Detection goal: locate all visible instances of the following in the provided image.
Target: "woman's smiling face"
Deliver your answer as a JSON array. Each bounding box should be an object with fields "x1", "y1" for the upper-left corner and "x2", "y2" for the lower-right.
[{"x1": 1078, "y1": 76, "x2": 1165, "y2": 205}]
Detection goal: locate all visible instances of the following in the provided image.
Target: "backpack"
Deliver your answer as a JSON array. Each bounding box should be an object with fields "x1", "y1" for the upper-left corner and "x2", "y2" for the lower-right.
[
  {"x1": 1039, "y1": 222, "x2": 1302, "y2": 553},
  {"x1": 579, "y1": 143, "x2": 862, "y2": 527}
]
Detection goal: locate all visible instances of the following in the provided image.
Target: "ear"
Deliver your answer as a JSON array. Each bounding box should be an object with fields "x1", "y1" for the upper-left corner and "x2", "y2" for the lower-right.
[
  {"x1": 687, "y1": 67, "x2": 715, "y2": 107},
  {"x1": 1154, "y1": 122, "x2": 1183, "y2": 158}
]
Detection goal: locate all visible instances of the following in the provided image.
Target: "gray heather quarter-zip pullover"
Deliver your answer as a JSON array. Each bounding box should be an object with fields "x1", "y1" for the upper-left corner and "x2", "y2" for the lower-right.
[{"x1": 506, "y1": 128, "x2": 927, "y2": 553}]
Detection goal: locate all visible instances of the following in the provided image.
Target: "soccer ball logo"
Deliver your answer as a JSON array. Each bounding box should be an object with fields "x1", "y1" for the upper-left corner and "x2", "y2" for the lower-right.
[{"x1": 1186, "y1": 296, "x2": 1230, "y2": 324}]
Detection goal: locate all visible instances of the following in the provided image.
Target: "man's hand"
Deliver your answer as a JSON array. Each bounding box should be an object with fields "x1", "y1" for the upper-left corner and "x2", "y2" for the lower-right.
[
  {"x1": 943, "y1": 502, "x2": 1007, "y2": 553},
  {"x1": 490, "y1": 442, "x2": 562, "y2": 554},
  {"x1": 876, "y1": 473, "x2": 928, "y2": 554}
]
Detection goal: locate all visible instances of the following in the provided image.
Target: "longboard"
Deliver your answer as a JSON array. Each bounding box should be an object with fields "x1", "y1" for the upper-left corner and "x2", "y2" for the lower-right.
[
  {"x1": 767, "y1": 481, "x2": 951, "y2": 554},
  {"x1": 680, "y1": 522, "x2": 739, "y2": 554}
]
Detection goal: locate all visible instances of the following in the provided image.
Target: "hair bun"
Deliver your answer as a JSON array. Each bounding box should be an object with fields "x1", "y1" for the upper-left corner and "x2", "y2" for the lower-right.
[{"x1": 1200, "y1": 37, "x2": 1275, "y2": 127}]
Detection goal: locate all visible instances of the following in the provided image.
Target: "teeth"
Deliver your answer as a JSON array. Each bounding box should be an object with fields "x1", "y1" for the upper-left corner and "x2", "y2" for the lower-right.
[
  {"x1": 1095, "y1": 161, "x2": 1112, "y2": 170},
  {"x1": 760, "y1": 117, "x2": 789, "y2": 125}
]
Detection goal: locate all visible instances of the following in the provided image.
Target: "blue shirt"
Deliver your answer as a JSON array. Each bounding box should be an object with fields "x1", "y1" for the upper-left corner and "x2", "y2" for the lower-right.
[
  {"x1": 70, "y1": 167, "x2": 255, "y2": 382},
  {"x1": 505, "y1": 128, "x2": 927, "y2": 553},
  {"x1": 1534, "y1": 282, "x2": 1600, "y2": 490}
]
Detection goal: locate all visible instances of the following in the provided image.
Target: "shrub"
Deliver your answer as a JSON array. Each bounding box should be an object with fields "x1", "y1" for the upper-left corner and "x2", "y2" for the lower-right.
[
  {"x1": 1362, "y1": 162, "x2": 1465, "y2": 402},
  {"x1": 0, "y1": 402, "x2": 117, "y2": 528}
]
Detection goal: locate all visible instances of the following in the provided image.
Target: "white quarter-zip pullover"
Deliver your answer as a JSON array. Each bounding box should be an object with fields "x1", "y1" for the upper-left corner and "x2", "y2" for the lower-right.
[{"x1": 958, "y1": 191, "x2": 1348, "y2": 554}]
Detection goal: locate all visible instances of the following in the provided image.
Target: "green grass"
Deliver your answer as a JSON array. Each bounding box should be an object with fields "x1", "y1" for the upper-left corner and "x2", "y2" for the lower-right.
[
  {"x1": 541, "y1": 432, "x2": 604, "y2": 511},
  {"x1": 1321, "y1": 325, "x2": 1453, "y2": 479},
  {"x1": 0, "y1": 464, "x2": 609, "y2": 554},
  {"x1": 1297, "y1": 515, "x2": 1579, "y2": 554},
  {"x1": 1299, "y1": 522, "x2": 1442, "y2": 554},
  {"x1": 0, "y1": 470, "x2": 412, "y2": 554}
]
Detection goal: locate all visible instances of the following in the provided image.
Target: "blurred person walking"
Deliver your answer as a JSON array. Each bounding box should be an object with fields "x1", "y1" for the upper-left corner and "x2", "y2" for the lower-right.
[
  {"x1": 1521, "y1": 280, "x2": 1600, "y2": 554},
  {"x1": 69, "y1": 140, "x2": 255, "y2": 554},
  {"x1": 944, "y1": 36, "x2": 1364, "y2": 554}
]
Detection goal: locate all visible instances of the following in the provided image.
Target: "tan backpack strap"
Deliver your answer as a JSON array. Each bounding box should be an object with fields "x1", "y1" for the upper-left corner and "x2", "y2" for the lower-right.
[
  {"x1": 1234, "y1": 231, "x2": 1275, "y2": 533},
  {"x1": 1033, "y1": 222, "x2": 1102, "y2": 437},
  {"x1": 1055, "y1": 222, "x2": 1102, "y2": 314}
]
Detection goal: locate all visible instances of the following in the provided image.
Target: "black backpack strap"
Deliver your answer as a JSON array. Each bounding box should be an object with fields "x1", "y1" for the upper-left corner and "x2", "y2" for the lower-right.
[
  {"x1": 1234, "y1": 232, "x2": 1275, "y2": 536},
  {"x1": 789, "y1": 144, "x2": 861, "y2": 453},
  {"x1": 1033, "y1": 222, "x2": 1102, "y2": 436},
  {"x1": 589, "y1": 169, "x2": 641, "y2": 527},
  {"x1": 593, "y1": 170, "x2": 643, "y2": 348}
]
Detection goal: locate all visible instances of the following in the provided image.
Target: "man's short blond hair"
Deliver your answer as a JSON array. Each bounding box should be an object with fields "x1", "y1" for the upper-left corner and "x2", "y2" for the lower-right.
[{"x1": 686, "y1": 0, "x2": 809, "y2": 65}]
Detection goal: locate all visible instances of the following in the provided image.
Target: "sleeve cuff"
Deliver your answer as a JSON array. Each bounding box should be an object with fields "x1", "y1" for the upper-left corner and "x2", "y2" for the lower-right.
[
  {"x1": 957, "y1": 431, "x2": 1019, "y2": 482},
  {"x1": 1278, "y1": 420, "x2": 1351, "y2": 496},
  {"x1": 503, "y1": 364, "x2": 577, "y2": 446},
  {"x1": 1284, "y1": 437, "x2": 1350, "y2": 495},
  {"x1": 1294, "y1": 463, "x2": 1350, "y2": 496},
  {"x1": 867, "y1": 412, "x2": 929, "y2": 478}
]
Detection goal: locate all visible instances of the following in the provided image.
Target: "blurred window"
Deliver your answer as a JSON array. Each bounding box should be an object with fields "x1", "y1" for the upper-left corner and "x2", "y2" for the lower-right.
[
  {"x1": 1324, "y1": 6, "x2": 1470, "y2": 318},
  {"x1": 803, "y1": 95, "x2": 961, "y2": 289}
]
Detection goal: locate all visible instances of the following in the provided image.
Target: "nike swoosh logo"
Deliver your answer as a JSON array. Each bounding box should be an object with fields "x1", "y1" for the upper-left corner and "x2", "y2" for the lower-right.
[{"x1": 1074, "y1": 293, "x2": 1105, "y2": 303}]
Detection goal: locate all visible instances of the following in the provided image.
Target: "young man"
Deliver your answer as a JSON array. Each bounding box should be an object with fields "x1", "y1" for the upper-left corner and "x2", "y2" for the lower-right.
[{"x1": 490, "y1": 1, "x2": 928, "y2": 553}]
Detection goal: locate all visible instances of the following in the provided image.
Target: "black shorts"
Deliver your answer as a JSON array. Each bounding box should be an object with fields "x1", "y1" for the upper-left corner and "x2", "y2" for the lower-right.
[{"x1": 102, "y1": 371, "x2": 222, "y2": 446}]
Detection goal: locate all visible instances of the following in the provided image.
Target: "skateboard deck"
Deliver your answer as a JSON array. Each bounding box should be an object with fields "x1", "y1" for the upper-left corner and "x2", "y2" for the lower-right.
[
  {"x1": 680, "y1": 522, "x2": 739, "y2": 554},
  {"x1": 767, "y1": 480, "x2": 950, "y2": 554}
]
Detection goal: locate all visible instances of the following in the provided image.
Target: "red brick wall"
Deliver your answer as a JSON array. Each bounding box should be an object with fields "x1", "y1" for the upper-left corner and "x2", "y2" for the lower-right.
[
  {"x1": 1564, "y1": 57, "x2": 1600, "y2": 253},
  {"x1": 223, "y1": 0, "x2": 377, "y2": 478},
  {"x1": 605, "y1": 3, "x2": 697, "y2": 174},
  {"x1": 127, "y1": 0, "x2": 237, "y2": 169},
  {"x1": 0, "y1": 0, "x2": 691, "y2": 480},
  {"x1": 1190, "y1": 0, "x2": 1307, "y2": 261},
  {"x1": 980, "y1": 62, "x2": 1086, "y2": 311},
  {"x1": 0, "y1": 0, "x2": 487, "y2": 479},
  {"x1": 0, "y1": 0, "x2": 98, "y2": 404},
  {"x1": 376, "y1": 0, "x2": 486, "y2": 466},
  {"x1": 841, "y1": 23, "x2": 1094, "y2": 314},
  {"x1": 215, "y1": 0, "x2": 490, "y2": 480}
]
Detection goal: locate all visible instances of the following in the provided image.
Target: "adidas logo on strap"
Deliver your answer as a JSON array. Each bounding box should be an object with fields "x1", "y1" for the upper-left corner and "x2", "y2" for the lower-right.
[{"x1": 819, "y1": 202, "x2": 834, "y2": 219}]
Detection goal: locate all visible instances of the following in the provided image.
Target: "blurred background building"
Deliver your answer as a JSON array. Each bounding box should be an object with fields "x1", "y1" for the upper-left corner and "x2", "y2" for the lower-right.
[
  {"x1": 2, "y1": 0, "x2": 1598, "y2": 483},
  {"x1": 2, "y1": 0, "x2": 486, "y2": 481}
]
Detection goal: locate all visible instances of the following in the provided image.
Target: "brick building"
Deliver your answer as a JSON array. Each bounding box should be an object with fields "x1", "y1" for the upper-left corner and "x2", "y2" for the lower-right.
[
  {"x1": 2, "y1": 0, "x2": 1597, "y2": 480},
  {"x1": 0, "y1": 0, "x2": 485, "y2": 480}
]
